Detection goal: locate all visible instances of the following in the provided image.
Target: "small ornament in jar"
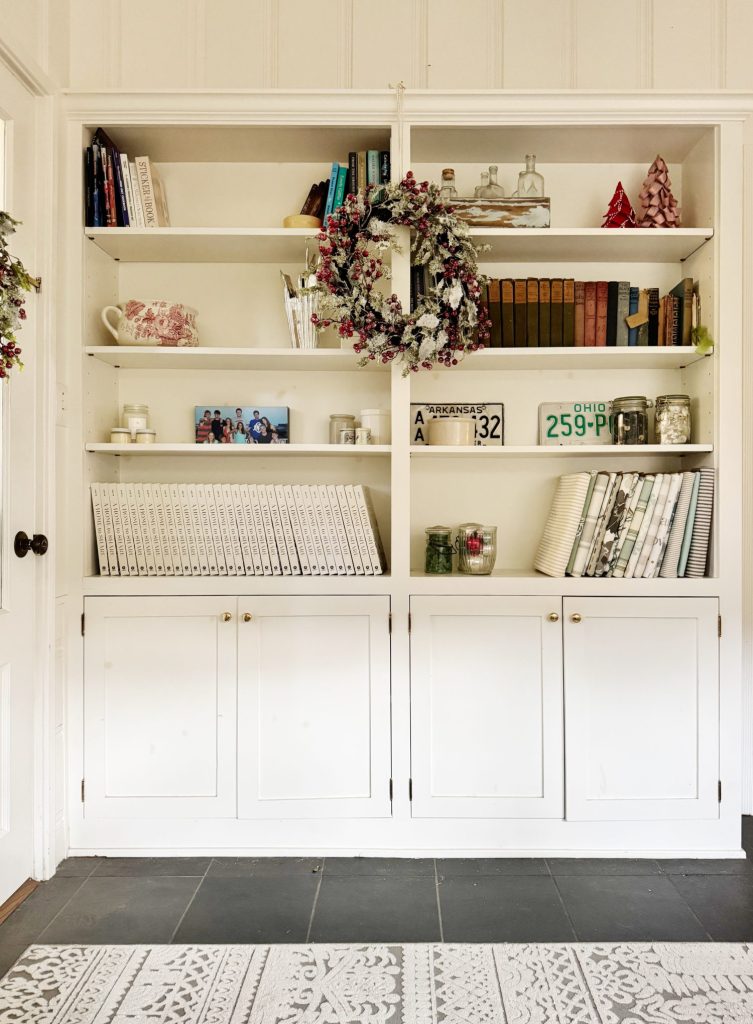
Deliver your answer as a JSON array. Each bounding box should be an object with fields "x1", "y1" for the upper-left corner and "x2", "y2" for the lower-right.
[
  {"x1": 425, "y1": 525, "x2": 454, "y2": 575},
  {"x1": 456, "y1": 523, "x2": 498, "y2": 575},
  {"x1": 655, "y1": 394, "x2": 691, "y2": 444},
  {"x1": 611, "y1": 395, "x2": 652, "y2": 445}
]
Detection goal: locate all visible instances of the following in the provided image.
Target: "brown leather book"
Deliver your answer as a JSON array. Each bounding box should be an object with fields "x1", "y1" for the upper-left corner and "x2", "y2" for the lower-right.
[
  {"x1": 550, "y1": 279, "x2": 563, "y2": 346},
  {"x1": 488, "y1": 279, "x2": 502, "y2": 347},
  {"x1": 584, "y1": 281, "x2": 596, "y2": 346},
  {"x1": 501, "y1": 279, "x2": 515, "y2": 346},
  {"x1": 574, "y1": 281, "x2": 585, "y2": 346},
  {"x1": 539, "y1": 279, "x2": 551, "y2": 347},
  {"x1": 513, "y1": 280, "x2": 527, "y2": 347},
  {"x1": 595, "y1": 281, "x2": 608, "y2": 346},
  {"x1": 526, "y1": 278, "x2": 539, "y2": 347},
  {"x1": 563, "y1": 279, "x2": 575, "y2": 346}
]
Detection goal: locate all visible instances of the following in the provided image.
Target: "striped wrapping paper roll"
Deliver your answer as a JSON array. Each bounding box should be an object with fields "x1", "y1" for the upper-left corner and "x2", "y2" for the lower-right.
[
  {"x1": 659, "y1": 471, "x2": 696, "y2": 578},
  {"x1": 534, "y1": 472, "x2": 593, "y2": 577},
  {"x1": 685, "y1": 467, "x2": 715, "y2": 577}
]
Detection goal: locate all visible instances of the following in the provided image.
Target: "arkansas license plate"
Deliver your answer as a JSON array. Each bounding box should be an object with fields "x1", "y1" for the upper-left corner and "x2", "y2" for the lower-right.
[
  {"x1": 539, "y1": 401, "x2": 612, "y2": 445},
  {"x1": 411, "y1": 403, "x2": 504, "y2": 446}
]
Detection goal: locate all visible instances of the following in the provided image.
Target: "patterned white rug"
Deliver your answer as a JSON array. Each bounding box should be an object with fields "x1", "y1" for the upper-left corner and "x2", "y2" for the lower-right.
[{"x1": 1, "y1": 942, "x2": 753, "y2": 1023}]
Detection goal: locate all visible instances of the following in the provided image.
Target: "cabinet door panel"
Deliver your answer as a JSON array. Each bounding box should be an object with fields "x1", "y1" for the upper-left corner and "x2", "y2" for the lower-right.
[
  {"x1": 564, "y1": 597, "x2": 719, "y2": 821},
  {"x1": 410, "y1": 596, "x2": 564, "y2": 818},
  {"x1": 84, "y1": 597, "x2": 237, "y2": 818},
  {"x1": 237, "y1": 596, "x2": 391, "y2": 818}
]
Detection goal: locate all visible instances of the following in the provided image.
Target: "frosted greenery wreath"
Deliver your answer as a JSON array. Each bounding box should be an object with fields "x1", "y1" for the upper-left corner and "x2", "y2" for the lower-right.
[
  {"x1": 0, "y1": 212, "x2": 39, "y2": 380},
  {"x1": 312, "y1": 173, "x2": 490, "y2": 372}
]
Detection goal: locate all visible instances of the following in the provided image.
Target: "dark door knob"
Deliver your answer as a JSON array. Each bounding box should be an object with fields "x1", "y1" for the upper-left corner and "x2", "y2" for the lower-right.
[{"x1": 14, "y1": 531, "x2": 49, "y2": 558}]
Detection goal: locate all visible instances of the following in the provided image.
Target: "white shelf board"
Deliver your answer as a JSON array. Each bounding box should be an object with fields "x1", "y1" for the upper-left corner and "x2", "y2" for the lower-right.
[
  {"x1": 85, "y1": 345, "x2": 386, "y2": 372},
  {"x1": 86, "y1": 443, "x2": 391, "y2": 457},
  {"x1": 471, "y1": 227, "x2": 712, "y2": 263},
  {"x1": 410, "y1": 444, "x2": 712, "y2": 458},
  {"x1": 83, "y1": 574, "x2": 393, "y2": 597},
  {"x1": 445, "y1": 346, "x2": 704, "y2": 371},
  {"x1": 85, "y1": 227, "x2": 320, "y2": 263},
  {"x1": 408, "y1": 571, "x2": 719, "y2": 597}
]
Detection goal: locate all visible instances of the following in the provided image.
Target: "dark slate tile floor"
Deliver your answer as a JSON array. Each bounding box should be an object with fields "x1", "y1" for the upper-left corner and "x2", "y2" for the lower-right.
[{"x1": 1, "y1": 817, "x2": 752, "y2": 977}]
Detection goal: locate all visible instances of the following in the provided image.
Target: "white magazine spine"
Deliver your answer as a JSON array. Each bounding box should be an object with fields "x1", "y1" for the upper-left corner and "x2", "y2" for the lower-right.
[
  {"x1": 134, "y1": 483, "x2": 157, "y2": 575},
  {"x1": 221, "y1": 484, "x2": 245, "y2": 575},
  {"x1": 249, "y1": 485, "x2": 273, "y2": 575},
  {"x1": 126, "y1": 483, "x2": 147, "y2": 575},
  {"x1": 302, "y1": 485, "x2": 328, "y2": 575},
  {"x1": 284, "y1": 484, "x2": 309, "y2": 575},
  {"x1": 186, "y1": 483, "x2": 209, "y2": 575},
  {"x1": 354, "y1": 484, "x2": 384, "y2": 575},
  {"x1": 142, "y1": 484, "x2": 165, "y2": 575},
  {"x1": 211, "y1": 483, "x2": 234, "y2": 576},
  {"x1": 90, "y1": 483, "x2": 110, "y2": 576},
  {"x1": 170, "y1": 484, "x2": 193, "y2": 576},
  {"x1": 292, "y1": 484, "x2": 317, "y2": 575},
  {"x1": 100, "y1": 483, "x2": 120, "y2": 576},
  {"x1": 161, "y1": 483, "x2": 183, "y2": 576},
  {"x1": 152, "y1": 483, "x2": 174, "y2": 575},
  {"x1": 127, "y1": 160, "x2": 146, "y2": 227},
  {"x1": 258, "y1": 484, "x2": 282, "y2": 575},
  {"x1": 274, "y1": 484, "x2": 300, "y2": 575},
  {"x1": 243, "y1": 485, "x2": 265, "y2": 574},
  {"x1": 110, "y1": 483, "x2": 132, "y2": 576},
  {"x1": 270, "y1": 485, "x2": 294, "y2": 575},
  {"x1": 231, "y1": 484, "x2": 255, "y2": 575},
  {"x1": 318, "y1": 485, "x2": 346, "y2": 574},
  {"x1": 198, "y1": 484, "x2": 220, "y2": 575},
  {"x1": 327, "y1": 484, "x2": 355, "y2": 575},
  {"x1": 336, "y1": 484, "x2": 364, "y2": 575},
  {"x1": 345, "y1": 484, "x2": 373, "y2": 575}
]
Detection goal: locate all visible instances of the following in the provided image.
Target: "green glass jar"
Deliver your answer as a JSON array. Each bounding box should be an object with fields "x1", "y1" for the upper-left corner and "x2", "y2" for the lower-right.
[{"x1": 425, "y1": 525, "x2": 454, "y2": 574}]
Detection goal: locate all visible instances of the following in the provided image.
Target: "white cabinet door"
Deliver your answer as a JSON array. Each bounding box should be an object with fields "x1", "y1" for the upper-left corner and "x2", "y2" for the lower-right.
[
  {"x1": 410, "y1": 596, "x2": 564, "y2": 818},
  {"x1": 237, "y1": 596, "x2": 391, "y2": 818},
  {"x1": 84, "y1": 597, "x2": 237, "y2": 818},
  {"x1": 564, "y1": 597, "x2": 719, "y2": 821}
]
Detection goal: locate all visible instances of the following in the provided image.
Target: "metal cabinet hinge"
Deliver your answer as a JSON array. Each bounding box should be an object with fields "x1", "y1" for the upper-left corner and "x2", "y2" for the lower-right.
[
  {"x1": 81, "y1": 613, "x2": 85, "y2": 637},
  {"x1": 718, "y1": 780, "x2": 722, "y2": 803},
  {"x1": 718, "y1": 615, "x2": 722, "y2": 638},
  {"x1": 389, "y1": 778, "x2": 393, "y2": 801},
  {"x1": 81, "y1": 779, "x2": 85, "y2": 803},
  {"x1": 408, "y1": 778, "x2": 413, "y2": 801}
]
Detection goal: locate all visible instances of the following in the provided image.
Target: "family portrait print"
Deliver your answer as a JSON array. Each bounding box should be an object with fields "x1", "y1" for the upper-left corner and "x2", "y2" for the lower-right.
[{"x1": 194, "y1": 406, "x2": 289, "y2": 444}]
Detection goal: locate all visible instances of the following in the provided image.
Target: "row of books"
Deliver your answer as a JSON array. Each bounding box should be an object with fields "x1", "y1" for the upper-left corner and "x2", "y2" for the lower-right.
[
  {"x1": 479, "y1": 276, "x2": 697, "y2": 348},
  {"x1": 300, "y1": 150, "x2": 391, "y2": 222},
  {"x1": 91, "y1": 482, "x2": 385, "y2": 577},
  {"x1": 534, "y1": 467, "x2": 713, "y2": 578},
  {"x1": 84, "y1": 128, "x2": 170, "y2": 228}
]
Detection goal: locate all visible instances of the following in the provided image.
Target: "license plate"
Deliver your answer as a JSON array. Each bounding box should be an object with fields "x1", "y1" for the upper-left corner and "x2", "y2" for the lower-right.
[
  {"x1": 411, "y1": 403, "x2": 504, "y2": 446},
  {"x1": 539, "y1": 401, "x2": 612, "y2": 445}
]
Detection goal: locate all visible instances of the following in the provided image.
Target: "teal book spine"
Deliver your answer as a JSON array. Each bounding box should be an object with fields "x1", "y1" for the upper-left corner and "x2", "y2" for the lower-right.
[
  {"x1": 333, "y1": 164, "x2": 348, "y2": 212},
  {"x1": 323, "y1": 162, "x2": 340, "y2": 220}
]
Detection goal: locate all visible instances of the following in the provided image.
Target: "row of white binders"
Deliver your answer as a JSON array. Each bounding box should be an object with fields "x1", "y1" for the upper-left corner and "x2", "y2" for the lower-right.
[{"x1": 91, "y1": 482, "x2": 386, "y2": 577}]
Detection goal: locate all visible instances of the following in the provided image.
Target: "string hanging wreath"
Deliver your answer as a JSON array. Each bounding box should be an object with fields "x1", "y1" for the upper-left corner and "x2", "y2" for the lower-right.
[
  {"x1": 0, "y1": 212, "x2": 39, "y2": 380},
  {"x1": 312, "y1": 172, "x2": 490, "y2": 372}
]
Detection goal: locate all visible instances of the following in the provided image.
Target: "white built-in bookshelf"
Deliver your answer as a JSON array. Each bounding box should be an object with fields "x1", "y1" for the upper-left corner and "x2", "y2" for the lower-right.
[{"x1": 60, "y1": 92, "x2": 745, "y2": 858}]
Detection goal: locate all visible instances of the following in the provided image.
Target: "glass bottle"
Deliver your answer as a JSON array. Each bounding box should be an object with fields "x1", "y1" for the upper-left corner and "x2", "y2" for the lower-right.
[
  {"x1": 478, "y1": 165, "x2": 505, "y2": 199},
  {"x1": 474, "y1": 170, "x2": 489, "y2": 198},
  {"x1": 514, "y1": 154, "x2": 545, "y2": 198},
  {"x1": 439, "y1": 168, "x2": 458, "y2": 201},
  {"x1": 425, "y1": 526, "x2": 454, "y2": 575}
]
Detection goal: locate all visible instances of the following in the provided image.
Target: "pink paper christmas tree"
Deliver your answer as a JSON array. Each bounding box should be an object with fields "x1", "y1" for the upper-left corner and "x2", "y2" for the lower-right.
[
  {"x1": 637, "y1": 155, "x2": 681, "y2": 228},
  {"x1": 602, "y1": 181, "x2": 637, "y2": 228}
]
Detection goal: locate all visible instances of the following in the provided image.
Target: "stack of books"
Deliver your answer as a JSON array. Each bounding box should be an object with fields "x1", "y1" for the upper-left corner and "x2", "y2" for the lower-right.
[
  {"x1": 84, "y1": 128, "x2": 170, "y2": 228},
  {"x1": 300, "y1": 149, "x2": 390, "y2": 223},
  {"x1": 534, "y1": 467, "x2": 713, "y2": 578},
  {"x1": 91, "y1": 482, "x2": 385, "y2": 577},
  {"x1": 479, "y1": 277, "x2": 697, "y2": 347}
]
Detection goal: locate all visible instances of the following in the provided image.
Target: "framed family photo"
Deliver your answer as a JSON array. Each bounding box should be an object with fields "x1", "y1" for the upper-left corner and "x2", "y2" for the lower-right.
[{"x1": 194, "y1": 406, "x2": 290, "y2": 444}]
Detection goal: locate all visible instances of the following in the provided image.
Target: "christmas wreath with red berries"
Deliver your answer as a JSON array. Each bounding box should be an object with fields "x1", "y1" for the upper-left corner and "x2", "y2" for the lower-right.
[
  {"x1": 0, "y1": 213, "x2": 39, "y2": 381},
  {"x1": 313, "y1": 173, "x2": 490, "y2": 372}
]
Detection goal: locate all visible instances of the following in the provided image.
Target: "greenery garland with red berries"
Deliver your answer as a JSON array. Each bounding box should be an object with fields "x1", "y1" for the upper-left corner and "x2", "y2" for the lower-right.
[
  {"x1": 0, "y1": 213, "x2": 39, "y2": 380},
  {"x1": 313, "y1": 173, "x2": 490, "y2": 372}
]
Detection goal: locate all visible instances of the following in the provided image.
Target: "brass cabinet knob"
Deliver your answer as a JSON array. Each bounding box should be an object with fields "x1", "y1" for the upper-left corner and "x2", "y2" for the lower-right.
[
  {"x1": 221, "y1": 612, "x2": 232, "y2": 622},
  {"x1": 242, "y1": 612, "x2": 253, "y2": 622},
  {"x1": 547, "y1": 612, "x2": 559, "y2": 622},
  {"x1": 570, "y1": 613, "x2": 582, "y2": 623}
]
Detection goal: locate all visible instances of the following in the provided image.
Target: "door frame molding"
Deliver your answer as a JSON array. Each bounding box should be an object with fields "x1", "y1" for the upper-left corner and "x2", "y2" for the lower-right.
[{"x1": 0, "y1": 33, "x2": 59, "y2": 879}]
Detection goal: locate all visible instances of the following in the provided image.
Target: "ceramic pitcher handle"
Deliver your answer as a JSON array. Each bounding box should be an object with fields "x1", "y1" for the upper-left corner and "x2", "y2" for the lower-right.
[{"x1": 101, "y1": 306, "x2": 121, "y2": 340}]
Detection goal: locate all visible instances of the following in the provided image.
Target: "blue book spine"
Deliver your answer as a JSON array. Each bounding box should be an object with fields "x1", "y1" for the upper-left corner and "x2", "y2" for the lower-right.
[
  {"x1": 367, "y1": 150, "x2": 380, "y2": 185},
  {"x1": 323, "y1": 162, "x2": 340, "y2": 221},
  {"x1": 333, "y1": 164, "x2": 348, "y2": 213},
  {"x1": 627, "y1": 286, "x2": 639, "y2": 346}
]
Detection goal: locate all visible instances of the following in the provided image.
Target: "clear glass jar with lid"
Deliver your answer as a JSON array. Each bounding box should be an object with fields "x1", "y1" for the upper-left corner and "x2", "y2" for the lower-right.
[
  {"x1": 611, "y1": 395, "x2": 653, "y2": 445},
  {"x1": 655, "y1": 394, "x2": 691, "y2": 444},
  {"x1": 439, "y1": 168, "x2": 458, "y2": 200},
  {"x1": 329, "y1": 413, "x2": 355, "y2": 444},
  {"x1": 425, "y1": 526, "x2": 454, "y2": 575},
  {"x1": 122, "y1": 403, "x2": 149, "y2": 438}
]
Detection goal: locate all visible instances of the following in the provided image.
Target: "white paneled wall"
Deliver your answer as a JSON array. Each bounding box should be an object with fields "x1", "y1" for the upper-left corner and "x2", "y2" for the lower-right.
[{"x1": 0, "y1": 0, "x2": 69, "y2": 85}]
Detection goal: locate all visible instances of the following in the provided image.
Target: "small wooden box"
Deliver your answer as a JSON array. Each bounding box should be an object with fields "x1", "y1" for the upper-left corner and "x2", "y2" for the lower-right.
[{"x1": 452, "y1": 197, "x2": 551, "y2": 228}]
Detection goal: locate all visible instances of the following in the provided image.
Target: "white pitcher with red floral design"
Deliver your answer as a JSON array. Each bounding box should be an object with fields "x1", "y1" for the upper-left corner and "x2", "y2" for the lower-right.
[{"x1": 101, "y1": 299, "x2": 199, "y2": 346}]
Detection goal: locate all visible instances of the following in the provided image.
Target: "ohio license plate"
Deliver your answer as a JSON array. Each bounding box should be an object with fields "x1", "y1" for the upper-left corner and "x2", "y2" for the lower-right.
[
  {"x1": 411, "y1": 403, "x2": 504, "y2": 445},
  {"x1": 539, "y1": 401, "x2": 612, "y2": 445}
]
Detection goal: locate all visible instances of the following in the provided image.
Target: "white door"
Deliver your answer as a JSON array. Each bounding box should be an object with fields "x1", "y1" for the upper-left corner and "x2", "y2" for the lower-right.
[
  {"x1": 84, "y1": 597, "x2": 237, "y2": 818},
  {"x1": 564, "y1": 597, "x2": 719, "y2": 821},
  {"x1": 410, "y1": 596, "x2": 564, "y2": 818},
  {"x1": 237, "y1": 596, "x2": 391, "y2": 818},
  {"x1": 0, "y1": 67, "x2": 44, "y2": 900}
]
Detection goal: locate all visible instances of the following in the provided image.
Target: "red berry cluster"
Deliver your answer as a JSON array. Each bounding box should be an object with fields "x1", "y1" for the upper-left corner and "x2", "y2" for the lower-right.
[{"x1": 0, "y1": 338, "x2": 22, "y2": 378}]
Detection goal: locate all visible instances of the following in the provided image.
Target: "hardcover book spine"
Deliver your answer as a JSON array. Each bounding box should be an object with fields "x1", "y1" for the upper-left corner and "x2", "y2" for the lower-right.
[
  {"x1": 367, "y1": 150, "x2": 380, "y2": 185},
  {"x1": 488, "y1": 279, "x2": 502, "y2": 347},
  {"x1": 616, "y1": 281, "x2": 630, "y2": 346},
  {"x1": 103, "y1": 148, "x2": 117, "y2": 227},
  {"x1": 647, "y1": 287, "x2": 660, "y2": 345},
  {"x1": 668, "y1": 293, "x2": 681, "y2": 346},
  {"x1": 223, "y1": 483, "x2": 245, "y2": 575},
  {"x1": 119, "y1": 153, "x2": 136, "y2": 226},
  {"x1": 323, "y1": 162, "x2": 340, "y2": 221},
  {"x1": 91, "y1": 143, "x2": 104, "y2": 227},
  {"x1": 550, "y1": 279, "x2": 563, "y2": 346},
  {"x1": 292, "y1": 484, "x2": 317, "y2": 575},
  {"x1": 274, "y1": 483, "x2": 300, "y2": 575},
  {"x1": 513, "y1": 279, "x2": 527, "y2": 347},
  {"x1": 379, "y1": 150, "x2": 391, "y2": 183},
  {"x1": 311, "y1": 485, "x2": 336, "y2": 574},
  {"x1": 345, "y1": 484, "x2": 374, "y2": 575},
  {"x1": 117, "y1": 484, "x2": 138, "y2": 575},
  {"x1": 333, "y1": 164, "x2": 348, "y2": 213},
  {"x1": 127, "y1": 483, "x2": 147, "y2": 575},
  {"x1": 627, "y1": 286, "x2": 639, "y2": 346},
  {"x1": 670, "y1": 276, "x2": 693, "y2": 346},
  {"x1": 143, "y1": 484, "x2": 165, "y2": 575},
  {"x1": 658, "y1": 294, "x2": 667, "y2": 346},
  {"x1": 327, "y1": 484, "x2": 355, "y2": 574},
  {"x1": 318, "y1": 485, "x2": 346, "y2": 575},
  {"x1": 526, "y1": 278, "x2": 539, "y2": 347},
  {"x1": 213, "y1": 483, "x2": 237, "y2": 576},
  {"x1": 595, "y1": 281, "x2": 608, "y2": 347},
  {"x1": 562, "y1": 279, "x2": 575, "y2": 346},
  {"x1": 573, "y1": 280, "x2": 585, "y2": 346},
  {"x1": 196, "y1": 484, "x2": 219, "y2": 576},
  {"x1": 266, "y1": 485, "x2": 291, "y2": 575},
  {"x1": 257, "y1": 485, "x2": 281, "y2": 575},
  {"x1": 354, "y1": 485, "x2": 385, "y2": 574},
  {"x1": 584, "y1": 281, "x2": 597, "y2": 347},
  {"x1": 161, "y1": 483, "x2": 183, "y2": 576},
  {"x1": 128, "y1": 161, "x2": 145, "y2": 227},
  {"x1": 135, "y1": 482, "x2": 157, "y2": 576},
  {"x1": 357, "y1": 151, "x2": 367, "y2": 194},
  {"x1": 106, "y1": 483, "x2": 126, "y2": 575},
  {"x1": 347, "y1": 151, "x2": 358, "y2": 195},
  {"x1": 185, "y1": 483, "x2": 207, "y2": 575},
  {"x1": 538, "y1": 278, "x2": 551, "y2": 347},
  {"x1": 153, "y1": 485, "x2": 175, "y2": 576},
  {"x1": 336, "y1": 484, "x2": 364, "y2": 575},
  {"x1": 84, "y1": 148, "x2": 94, "y2": 227},
  {"x1": 301, "y1": 485, "x2": 328, "y2": 575},
  {"x1": 203, "y1": 485, "x2": 226, "y2": 576},
  {"x1": 231, "y1": 483, "x2": 255, "y2": 576},
  {"x1": 606, "y1": 281, "x2": 619, "y2": 346},
  {"x1": 500, "y1": 279, "x2": 515, "y2": 347},
  {"x1": 243, "y1": 484, "x2": 266, "y2": 575},
  {"x1": 90, "y1": 483, "x2": 110, "y2": 575},
  {"x1": 171, "y1": 483, "x2": 193, "y2": 576},
  {"x1": 135, "y1": 157, "x2": 158, "y2": 227},
  {"x1": 283, "y1": 484, "x2": 308, "y2": 575}
]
